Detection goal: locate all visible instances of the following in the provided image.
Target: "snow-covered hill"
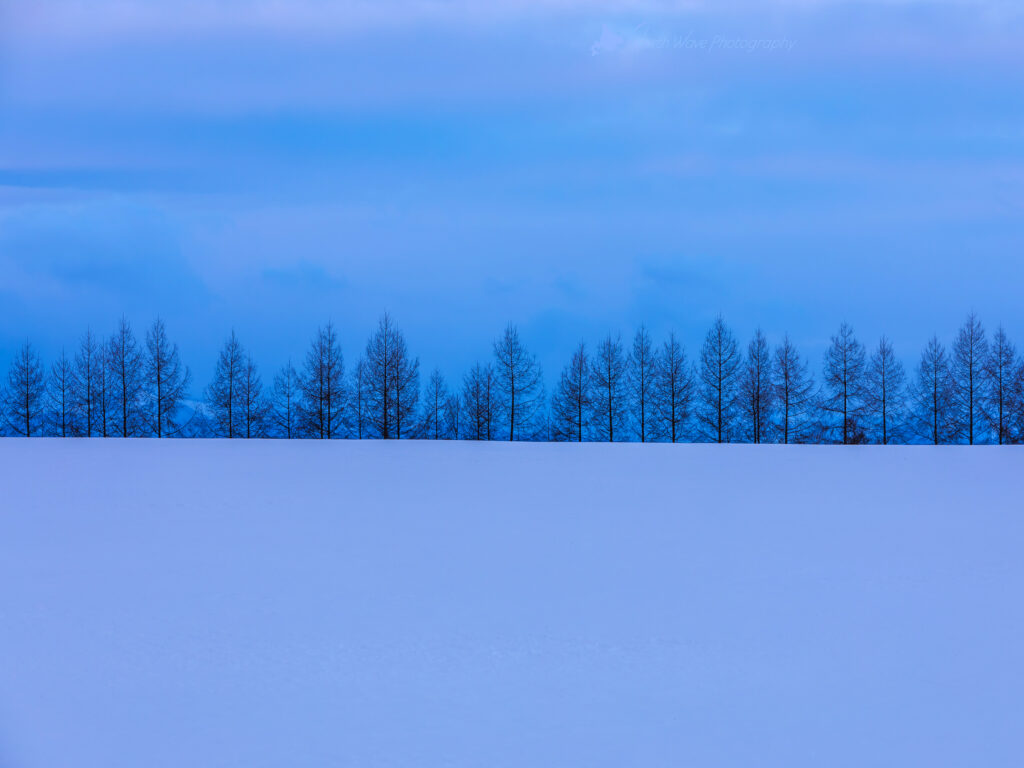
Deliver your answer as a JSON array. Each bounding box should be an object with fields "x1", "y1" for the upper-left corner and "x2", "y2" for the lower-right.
[{"x1": 1, "y1": 440, "x2": 1022, "y2": 768}]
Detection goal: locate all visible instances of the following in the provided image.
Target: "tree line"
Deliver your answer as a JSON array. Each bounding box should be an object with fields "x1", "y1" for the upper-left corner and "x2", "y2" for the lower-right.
[{"x1": 3, "y1": 311, "x2": 1023, "y2": 444}]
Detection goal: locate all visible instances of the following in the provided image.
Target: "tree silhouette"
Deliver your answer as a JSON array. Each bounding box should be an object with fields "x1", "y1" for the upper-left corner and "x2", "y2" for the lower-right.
[
  {"x1": 864, "y1": 336, "x2": 906, "y2": 445},
  {"x1": 462, "y1": 363, "x2": 496, "y2": 441},
  {"x1": 493, "y1": 324, "x2": 544, "y2": 441},
  {"x1": 738, "y1": 328, "x2": 773, "y2": 444},
  {"x1": 626, "y1": 325, "x2": 658, "y2": 443},
  {"x1": 144, "y1": 318, "x2": 191, "y2": 437},
  {"x1": 654, "y1": 332, "x2": 693, "y2": 443},
  {"x1": 271, "y1": 361, "x2": 301, "y2": 439},
  {"x1": 697, "y1": 317, "x2": 740, "y2": 443},
  {"x1": 300, "y1": 323, "x2": 346, "y2": 439},
  {"x1": 47, "y1": 349, "x2": 79, "y2": 437},
  {"x1": 772, "y1": 334, "x2": 816, "y2": 444},
  {"x1": 982, "y1": 325, "x2": 1018, "y2": 445},
  {"x1": 107, "y1": 316, "x2": 144, "y2": 437},
  {"x1": 951, "y1": 312, "x2": 988, "y2": 444},
  {"x1": 206, "y1": 331, "x2": 246, "y2": 438},
  {"x1": 551, "y1": 342, "x2": 591, "y2": 442},
  {"x1": 3, "y1": 343, "x2": 46, "y2": 437},
  {"x1": 364, "y1": 313, "x2": 418, "y2": 439},
  {"x1": 821, "y1": 322, "x2": 867, "y2": 444},
  {"x1": 908, "y1": 336, "x2": 956, "y2": 445},
  {"x1": 590, "y1": 334, "x2": 626, "y2": 442}
]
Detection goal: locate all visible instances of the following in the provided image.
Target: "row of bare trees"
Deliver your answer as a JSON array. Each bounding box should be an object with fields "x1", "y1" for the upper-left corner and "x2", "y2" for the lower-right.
[
  {"x1": 4, "y1": 312, "x2": 1023, "y2": 444},
  {"x1": 547, "y1": 313, "x2": 1022, "y2": 445},
  {"x1": 0, "y1": 314, "x2": 543, "y2": 441},
  {"x1": 3, "y1": 317, "x2": 191, "y2": 439}
]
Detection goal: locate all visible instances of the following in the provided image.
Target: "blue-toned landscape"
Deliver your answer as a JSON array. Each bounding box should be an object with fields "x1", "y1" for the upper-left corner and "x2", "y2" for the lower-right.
[{"x1": 2, "y1": 1, "x2": 1023, "y2": 766}]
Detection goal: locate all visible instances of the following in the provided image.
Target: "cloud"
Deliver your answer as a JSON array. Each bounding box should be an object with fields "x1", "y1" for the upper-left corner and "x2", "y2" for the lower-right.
[
  {"x1": 4, "y1": 0, "x2": 668, "y2": 46},
  {"x1": 262, "y1": 262, "x2": 348, "y2": 291},
  {"x1": 6, "y1": 0, "x2": 1021, "y2": 49},
  {"x1": 0, "y1": 198, "x2": 207, "y2": 310},
  {"x1": 2, "y1": 0, "x2": 1023, "y2": 383}
]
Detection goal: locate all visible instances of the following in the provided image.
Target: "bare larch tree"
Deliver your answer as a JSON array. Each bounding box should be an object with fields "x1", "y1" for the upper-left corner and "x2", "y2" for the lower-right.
[
  {"x1": 205, "y1": 330, "x2": 246, "y2": 438},
  {"x1": 365, "y1": 316, "x2": 393, "y2": 439},
  {"x1": 908, "y1": 335, "x2": 956, "y2": 445},
  {"x1": 590, "y1": 334, "x2": 627, "y2": 442},
  {"x1": 300, "y1": 322, "x2": 347, "y2": 439},
  {"x1": 47, "y1": 349, "x2": 79, "y2": 437},
  {"x1": 493, "y1": 324, "x2": 544, "y2": 441},
  {"x1": 772, "y1": 334, "x2": 816, "y2": 444},
  {"x1": 95, "y1": 337, "x2": 114, "y2": 437},
  {"x1": 1012, "y1": 360, "x2": 1024, "y2": 443},
  {"x1": 238, "y1": 354, "x2": 268, "y2": 438},
  {"x1": 144, "y1": 317, "x2": 191, "y2": 437},
  {"x1": 364, "y1": 313, "x2": 419, "y2": 439},
  {"x1": 654, "y1": 332, "x2": 694, "y2": 443},
  {"x1": 821, "y1": 322, "x2": 867, "y2": 444},
  {"x1": 697, "y1": 316, "x2": 740, "y2": 443},
  {"x1": 863, "y1": 336, "x2": 906, "y2": 445},
  {"x1": 626, "y1": 325, "x2": 658, "y2": 442},
  {"x1": 421, "y1": 369, "x2": 451, "y2": 439},
  {"x1": 351, "y1": 358, "x2": 369, "y2": 440},
  {"x1": 982, "y1": 325, "x2": 1018, "y2": 444},
  {"x1": 738, "y1": 328, "x2": 773, "y2": 444},
  {"x1": 444, "y1": 392, "x2": 461, "y2": 439},
  {"x1": 107, "y1": 316, "x2": 145, "y2": 437},
  {"x1": 951, "y1": 312, "x2": 988, "y2": 444},
  {"x1": 3, "y1": 343, "x2": 47, "y2": 437},
  {"x1": 73, "y1": 329, "x2": 102, "y2": 437},
  {"x1": 461, "y1": 363, "x2": 496, "y2": 441},
  {"x1": 551, "y1": 342, "x2": 591, "y2": 442},
  {"x1": 271, "y1": 361, "x2": 300, "y2": 439}
]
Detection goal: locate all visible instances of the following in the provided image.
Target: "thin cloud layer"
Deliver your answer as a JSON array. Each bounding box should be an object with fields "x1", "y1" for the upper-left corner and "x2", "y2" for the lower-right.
[
  {"x1": 1, "y1": 0, "x2": 1023, "y2": 383},
  {"x1": 7, "y1": 0, "x2": 1022, "y2": 45}
]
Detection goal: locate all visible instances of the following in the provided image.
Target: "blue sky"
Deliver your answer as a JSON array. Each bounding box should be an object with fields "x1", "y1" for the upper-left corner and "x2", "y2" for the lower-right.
[{"x1": 2, "y1": 0, "x2": 1023, "y2": 387}]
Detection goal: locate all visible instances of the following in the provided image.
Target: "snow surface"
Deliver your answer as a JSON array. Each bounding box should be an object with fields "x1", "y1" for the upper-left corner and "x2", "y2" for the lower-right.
[{"x1": 1, "y1": 440, "x2": 1022, "y2": 768}]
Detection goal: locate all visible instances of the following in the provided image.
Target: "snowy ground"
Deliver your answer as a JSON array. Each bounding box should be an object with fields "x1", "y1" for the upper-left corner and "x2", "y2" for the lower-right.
[{"x1": 1, "y1": 440, "x2": 1022, "y2": 768}]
